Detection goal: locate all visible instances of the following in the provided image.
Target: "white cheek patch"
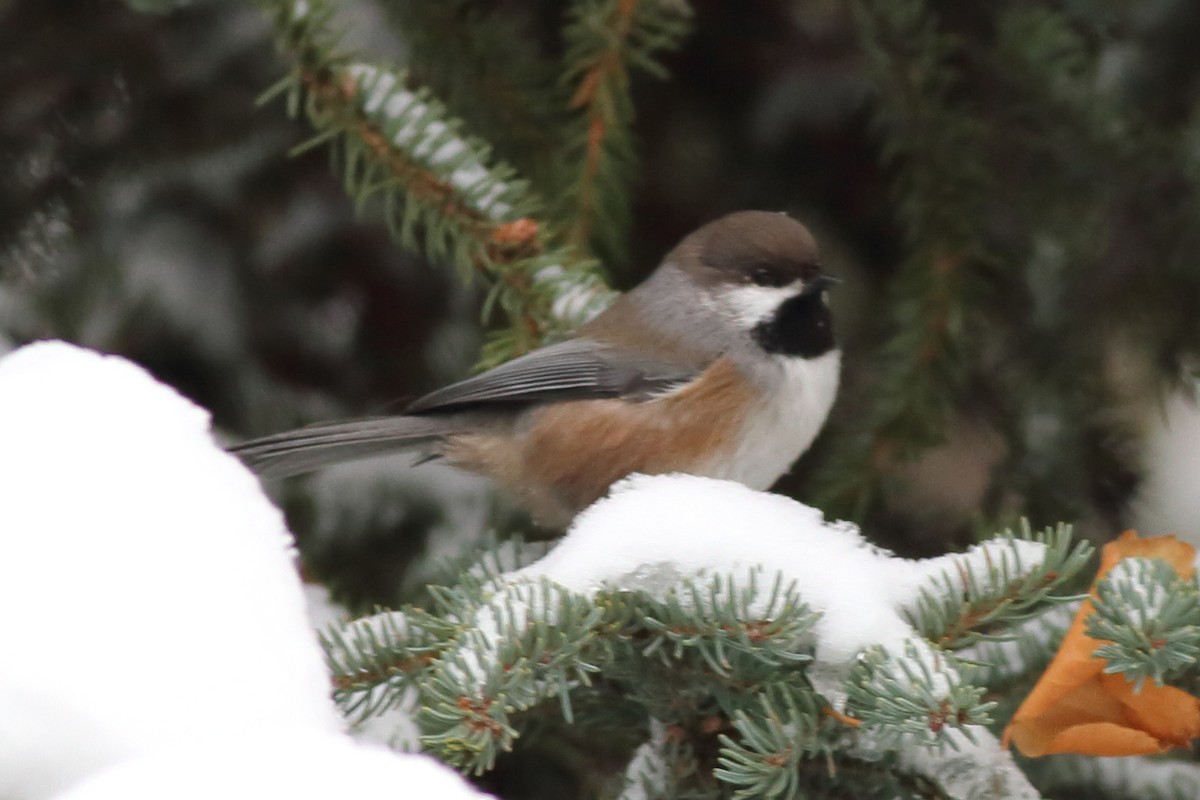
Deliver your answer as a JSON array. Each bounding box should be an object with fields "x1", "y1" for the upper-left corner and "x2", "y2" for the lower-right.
[{"x1": 726, "y1": 283, "x2": 802, "y2": 327}]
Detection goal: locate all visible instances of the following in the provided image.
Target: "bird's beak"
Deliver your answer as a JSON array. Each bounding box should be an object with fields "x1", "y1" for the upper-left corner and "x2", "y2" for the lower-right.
[{"x1": 800, "y1": 274, "x2": 841, "y2": 296}]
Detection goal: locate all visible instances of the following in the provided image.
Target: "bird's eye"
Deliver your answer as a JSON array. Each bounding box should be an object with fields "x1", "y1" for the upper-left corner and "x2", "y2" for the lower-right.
[
  {"x1": 799, "y1": 262, "x2": 821, "y2": 281},
  {"x1": 750, "y1": 266, "x2": 785, "y2": 287}
]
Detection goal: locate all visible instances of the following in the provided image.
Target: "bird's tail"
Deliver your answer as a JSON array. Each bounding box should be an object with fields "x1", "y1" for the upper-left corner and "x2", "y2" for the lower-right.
[{"x1": 229, "y1": 416, "x2": 456, "y2": 478}]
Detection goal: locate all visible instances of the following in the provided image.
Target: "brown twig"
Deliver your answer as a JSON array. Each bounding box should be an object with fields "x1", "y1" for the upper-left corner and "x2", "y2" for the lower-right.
[
  {"x1": 331, "y1": 652, "x2": 436, "y2": 691},
  {"x1": 565, "y1": 0, "x2": 641, "y2": 249}
]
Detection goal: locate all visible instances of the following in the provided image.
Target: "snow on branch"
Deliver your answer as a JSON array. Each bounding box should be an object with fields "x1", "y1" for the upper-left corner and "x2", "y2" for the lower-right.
[
  {"x1": 419, "y1": 578, "x2": 604, "y2": 772},
  {"x1": 345, "y1": 63, "x2": 533, "y2": 226},
  {"x1": 322, "y1": 609, "x2": 443, "y2": 722},
  {"x1": 845, "y1": 638, "x2": 990, "y2": 750},
  {"x1": 1034, "y1": 753, "x2": 1200, "y2": 800},
  {"x1": 626, "y1": 570, "x2": 818, "y2": 677},
  {"x1": 255, "y1": 0, "x2": 613, "y2": 361},
  {"x1": 889, "y1": 728, "x2": 1040, "y2": 800},
  {"x1": 901, "y1": 522, "x2": 1091, "y2": 650},
  {"x1": 513, "y1": 475, "x2": 1084, "y2": 668},
  {"x1": 532, "y1": 262, "x2": 617, "y2": 329},
  {"x1": 321, "y1": 473, "x2": 1083, "y2": 796}
]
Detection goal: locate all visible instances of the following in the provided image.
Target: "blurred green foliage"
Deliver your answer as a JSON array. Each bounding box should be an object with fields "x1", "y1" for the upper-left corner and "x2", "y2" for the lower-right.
[{"x1": 6, "y1": 1, "x2": 1200, "y2": 795}]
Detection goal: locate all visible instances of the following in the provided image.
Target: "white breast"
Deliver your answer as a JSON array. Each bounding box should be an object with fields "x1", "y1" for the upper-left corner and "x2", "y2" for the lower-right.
[{"x1": 707, "y1": 351, "x2": 840, "y2": 489}]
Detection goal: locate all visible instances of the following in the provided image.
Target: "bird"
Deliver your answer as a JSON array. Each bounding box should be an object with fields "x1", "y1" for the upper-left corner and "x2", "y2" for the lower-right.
[{"x1": 231, "y1": 210, "x2": 841, "y2": 528}]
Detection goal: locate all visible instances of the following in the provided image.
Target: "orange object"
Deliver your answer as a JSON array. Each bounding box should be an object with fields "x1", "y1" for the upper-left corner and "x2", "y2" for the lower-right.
[
  {"x1": 490, "y1": 218, "x2": 539, "y2": 248},
  {"x1": 1004, "y1": 531, "x2": 1200, "y2": 757}
]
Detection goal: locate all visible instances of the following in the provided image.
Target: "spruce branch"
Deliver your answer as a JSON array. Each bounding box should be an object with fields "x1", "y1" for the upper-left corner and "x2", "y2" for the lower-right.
[
  {"x1": 313, "y1": 512, "x2": 1088, "y2": 793},
  {"x1": 1087, "y1": 557, "x2": 1200, "y2": 691},
  {"x1": 418, "y1": 578, "x2": 606, "y2": 773},
  {"x1": 816, "y1": 0, "x2": 993, "y2": 518},
  {"x1": 906, "y1": 523, "x2": 1092, "y2": 650},
  {"x1": 556, "y1": 0, "x2": 693, "y2": 261},
  {"x1": 634, "y1": 571, "x2": 818, "y2": 676},
  {"x1": 845, "y1": 640, "x2": 994, "y2": 751},
  {"x1": 717, "y1": 689, "x2": 962, "y2": 800},
  {"x1": 319, "y1": 575, "x2": 504, "y2": 722},
  {"x1": 255, "y1": 0, "x2": 613, "y2": 361},
  {"x1": 316, "y1": 529, "x2": 1073, "y2": 794},
  {"x1": 593, "y1": 571, "x2": 819, "y2": 725},
  {"x1": 321, "y1": 608, "x2": 461, "y2": 721},
  {"x1": 714, "y1": 687, "x2": 826, "y2": 800}
]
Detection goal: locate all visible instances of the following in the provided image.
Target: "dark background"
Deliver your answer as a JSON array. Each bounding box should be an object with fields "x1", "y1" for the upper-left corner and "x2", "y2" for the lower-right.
[
  {"x1": 7, "y1": 2, "x2": 1200, "y2": 798},
  {"x1": 4, "y1": 0, "x2": 1200, "y2": 614}
]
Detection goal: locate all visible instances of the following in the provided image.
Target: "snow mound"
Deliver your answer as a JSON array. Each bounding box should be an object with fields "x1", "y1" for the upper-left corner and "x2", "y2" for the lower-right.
[
  {"x1": 56, "y1": 728, "x2": 489, "y2": 800},
  {"x1": 0, "y1": 342, "x2": 482, "y2": 799}
]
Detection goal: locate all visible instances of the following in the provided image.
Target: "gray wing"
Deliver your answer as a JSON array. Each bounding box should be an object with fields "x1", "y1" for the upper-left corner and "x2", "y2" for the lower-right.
[
  {"x1": 404, "y1": 338, "x2": 702, "y2": 414},
  {"x1": 229, "y1": 416, "x2": 454, "y2": 477}
]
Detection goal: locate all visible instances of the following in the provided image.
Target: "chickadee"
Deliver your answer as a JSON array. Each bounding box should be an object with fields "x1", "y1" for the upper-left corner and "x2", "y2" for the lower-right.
[{"x1": 232, "y1": 210, "x2": 841, "y2": 527}]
